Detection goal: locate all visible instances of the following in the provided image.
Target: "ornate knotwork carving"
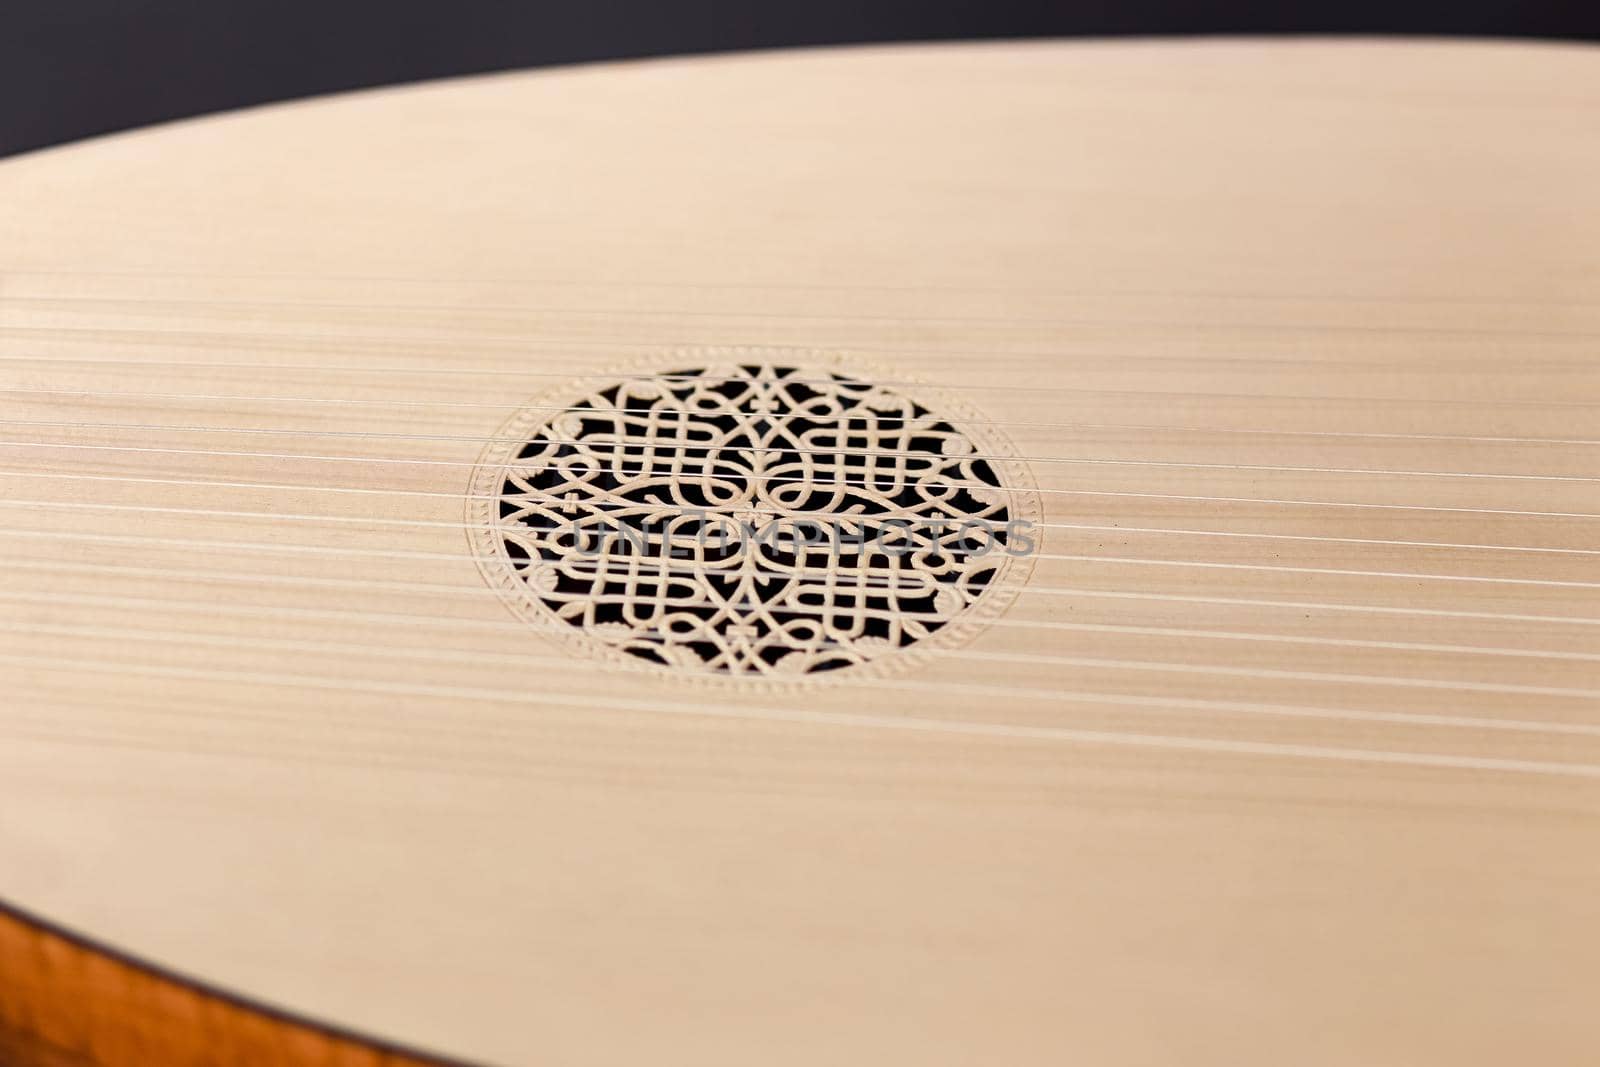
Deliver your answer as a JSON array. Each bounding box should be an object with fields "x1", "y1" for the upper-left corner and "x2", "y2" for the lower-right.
[{"x1": 469, "y1": 358, "x2": 1037, "y2": 680}]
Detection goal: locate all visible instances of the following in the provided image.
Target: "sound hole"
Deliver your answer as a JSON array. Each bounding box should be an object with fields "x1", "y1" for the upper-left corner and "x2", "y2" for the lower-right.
[{"x1": 483, "y1": 364, "x2": 1020, "y2": 677}]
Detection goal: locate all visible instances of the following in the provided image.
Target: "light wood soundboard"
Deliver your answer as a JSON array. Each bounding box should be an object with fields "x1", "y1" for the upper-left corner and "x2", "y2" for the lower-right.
[{"x1": 0, "y1": 38, "x2": 1597, "y2": 1067}]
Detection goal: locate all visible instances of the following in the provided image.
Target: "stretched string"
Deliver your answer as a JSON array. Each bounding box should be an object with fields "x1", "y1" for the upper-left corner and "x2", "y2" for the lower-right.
[
  {"x1": 2, "y1": 519, "x2": 1597, "y2": 589},
  {"x1": 4, "y1": 319, "x2": 1593, "y2": 736},
  {"x1": 0, "y1": 585, "x2": 1580, "y2": 700},
  {"x1": 1, "y1": 583, "x2": 1597, "y2": 701},
  {"x1": 3, "y1": 341, "x2": 1594, "y2": 389},
  {"x1": 5, "y1": 384, "x2": 1598, "y2": 445},
  {"x1": 2, "y1": 612, "x2": 1597, "y2": 741},
  {"x1": 3, "y1": 345, "x2": 1595, "y2": 409},
  {"x1": 4, "y1": 289, "x2": 1592, "y2": 773},
  {"x1": 9, "y1": 554, "x2": 1598, "y2": 635},
  {"x1": 5, "y1": 648, "x2": 1599, "y2": 781},
  {"x1": 6, "y1": 467, "x2": 1594, "y2": 521},
  {"x1": 1, "y1": 426, "x2": 1592, "y2": 485},
  {"x1": 5, "y1": 557, "x2": 1597, "y2": 662},
  {"x1": 0, "y1": 494, "x2": 1593, "y2": 558},
  {"x1": 14, "y1": 290, "x2": 1600, "y2": 336},
  {"x1": 0, "y1": 293, "x2": 1304, "y2": 329},
  {"x1": 10, "y1": 265, "x2": 1600, "y2": 309},
  {"x1": 2, "y1": 267, "x2": 1109, "y2": 294},
  {"x1": 6, "y1": 547, "x2": 1593, "y2": 639}
]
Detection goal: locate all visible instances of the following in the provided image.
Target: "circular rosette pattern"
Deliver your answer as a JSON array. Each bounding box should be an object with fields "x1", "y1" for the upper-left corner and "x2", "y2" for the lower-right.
[{"x1": 470, "y1": 361, "x2": 1037, "y2": 679}]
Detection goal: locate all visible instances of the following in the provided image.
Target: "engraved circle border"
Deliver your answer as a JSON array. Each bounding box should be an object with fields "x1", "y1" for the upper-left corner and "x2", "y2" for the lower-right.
[{"x1": 466, "y1": 347, "x2": 1043, "y2": 690}]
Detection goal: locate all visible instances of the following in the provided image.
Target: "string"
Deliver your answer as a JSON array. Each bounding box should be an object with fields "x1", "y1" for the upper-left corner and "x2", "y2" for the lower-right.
[
  {"x1": 2, "y1": 266, "x2": 1122, "y2": 294},
  {"x1": 4, "y1": 345, "x2": 1596, "y2": 409},
  {"x1": 13, "y1": 290, "x2": 1600, "y2": 336},
  {"x1": 1, "y1": 287, "x2": 1590, "y2": 775},
  {"x1": 0, "y1": 495, "x2": 1593, "y2": 558},
  {"x1": 11, "y1": 553, "x2": 1596, "y2": 629},
  {"x1": 2, "y1": 613, "x2": 1598, "y2": 739},
  {"x1": 8, "y1": 265, "x2": 1600, "y2": 308},
  {"x1": 5, "y1": 385, "x2": 1598, "y2": 445},
  {"x1": 4, "y1": 558, "x2": 1596, "y2": 662},
  {"x1": 2, "y1": 582, "x2": 1597, "y2": 702},
  {"x1": 3, "y1": 338, "x2": 1592, "y2": 384},
  {"x1": 6, "y1": 585, "x2": 1593, "y2": 700},
  {"x1": 5, "y1": 300, "x2": 1593, "y2": 764},
  {"x1": 2, "y1": 424, "x2": 1592, "y2": 484},
  {"x1": 6, "y1": 467, "x2": 1594, "y2": 520},
  {"x1": 3, "y1": 521, "x2": 1597, "y2": 589},
  {"x1": 6, "y1": 649, "x2": 1599, "y2": 781}
]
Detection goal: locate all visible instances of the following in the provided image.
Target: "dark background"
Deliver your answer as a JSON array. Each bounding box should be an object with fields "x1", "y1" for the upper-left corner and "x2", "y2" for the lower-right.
[{"x1": 4, "y1": 0, "x2": 1598, "y2": 159}]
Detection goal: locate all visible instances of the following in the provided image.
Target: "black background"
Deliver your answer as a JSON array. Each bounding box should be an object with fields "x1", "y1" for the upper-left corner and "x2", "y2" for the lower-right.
[{"x1": 4, "y1": 0, "x2": 1598, "y2": 159}]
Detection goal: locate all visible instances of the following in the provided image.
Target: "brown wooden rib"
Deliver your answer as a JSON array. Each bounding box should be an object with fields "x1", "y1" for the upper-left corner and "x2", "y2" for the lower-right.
[{"x1": 0, "y1": 905, "x2": 448, "y2": 1067}]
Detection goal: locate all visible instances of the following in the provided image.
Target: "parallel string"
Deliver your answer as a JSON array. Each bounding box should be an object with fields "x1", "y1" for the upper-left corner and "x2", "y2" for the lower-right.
[
  {"x1": 10, "y1": 294, "x2": 1600, "y2": 336},
  {"x1": 7, "y1": 585, "x2": 1600, "y2": 699},
  {"x1": 3, "y1": 386, "x2": 1599, "y2": 446},
  {"x1": 1, "y1": 426, "x2": 1594, "y2": 484},
  {"x1": 3, "y1": 520, "x2": 1598, "y2": 589},
  {"x1": 5, "y1": 290, "x2": 1596, "y2": 775},
  {"x1": 5, "y1": 467, "x2": 1595, "y2": 520},
  {"x1": 0, "y1": 496, "x2": 1594, "y2": 557},
  {"x1": 2, "y1": 612, "x2": 1598, "y2": 739},
  {"x1": 5, "y1": 558, "x2": 1598, "y2": 662},
  {"x1": 3, "y1": 344, "x2": 1597, "y2": 408},
  {"x1": 9, "y1": 265, "x2": 1600, "y2": 307},
  {"x1": 5, "y1": 648, "x2": 1600, "y2": 781},
  {"x1": 10, "y1": 554, "x2": 1597, "y2": 629}
]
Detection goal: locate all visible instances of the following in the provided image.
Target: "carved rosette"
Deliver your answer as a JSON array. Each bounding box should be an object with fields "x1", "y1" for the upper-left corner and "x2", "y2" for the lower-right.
[{"x1": 468, "y1": 353, "x2": 1040, "y2": 682}]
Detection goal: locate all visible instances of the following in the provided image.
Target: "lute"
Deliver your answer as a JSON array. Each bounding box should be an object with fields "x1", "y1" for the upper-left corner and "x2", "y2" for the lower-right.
[{"x1": 1, "y1": 38, "x2": 1598, "y2": 1067}]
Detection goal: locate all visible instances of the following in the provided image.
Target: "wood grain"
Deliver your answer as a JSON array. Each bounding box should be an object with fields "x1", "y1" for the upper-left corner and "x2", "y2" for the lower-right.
[
  {"x1": 0, "y1": 38, "x2": 1597, "y2": 1067},
  {"x1": 0, "y1": 905, "x2": 443, "y2": 1067}
]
